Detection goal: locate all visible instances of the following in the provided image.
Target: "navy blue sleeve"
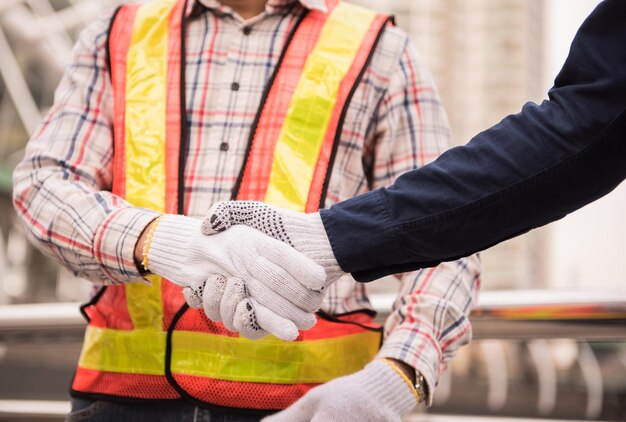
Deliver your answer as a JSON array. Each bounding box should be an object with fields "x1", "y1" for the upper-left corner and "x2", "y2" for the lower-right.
[{"x1": 321, "y1": 0, "x2": 626, "y2": 282}]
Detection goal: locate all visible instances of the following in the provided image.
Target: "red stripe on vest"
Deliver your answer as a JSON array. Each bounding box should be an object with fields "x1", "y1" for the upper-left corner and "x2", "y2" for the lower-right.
[
  {"x1": 305, "y1": 14, "x2": 390, "y2": 212},
  {"x1": 109, "y1": 4, "x2": 140, "y2": 199},
  {"x1": 164, "y1": 0, "x2": 185, "y2": 214},
  {"x1": 83, "y1": 285, "x2": 133, "y2": 330}
]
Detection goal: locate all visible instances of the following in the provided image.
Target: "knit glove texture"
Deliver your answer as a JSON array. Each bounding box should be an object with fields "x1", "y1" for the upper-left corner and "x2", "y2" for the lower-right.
[
  {"x1": 263, "y1": 360, "x2": 418, "y2": 422},
  {"x1": 147, "y1": 214, "x2": 326, "y2": 341},
  {"x1": 202, "y1": 201, "x2": 344, "y2": 284}
]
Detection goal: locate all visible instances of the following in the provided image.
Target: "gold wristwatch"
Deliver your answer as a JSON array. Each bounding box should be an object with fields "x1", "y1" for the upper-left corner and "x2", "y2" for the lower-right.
[{"x1": 414, "y1": 372, "x2": 428, "y2": 404}]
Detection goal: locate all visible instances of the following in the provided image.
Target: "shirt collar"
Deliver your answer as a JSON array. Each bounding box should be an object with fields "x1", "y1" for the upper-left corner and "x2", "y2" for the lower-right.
[{"x1": 193, "y1": 0, "x2": 328, "y2": 15}]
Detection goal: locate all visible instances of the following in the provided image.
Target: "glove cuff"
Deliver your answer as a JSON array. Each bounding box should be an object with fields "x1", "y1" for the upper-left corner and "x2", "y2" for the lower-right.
[
  {"x1": 285, "y1": 212, "x2": 343, "y2": 283},
  {"x1": 357, "y1": 360, "x2": 419, "y2": 416},
  {"x1": 147, "y1": 214, "x2": 201, "y2": 279}
]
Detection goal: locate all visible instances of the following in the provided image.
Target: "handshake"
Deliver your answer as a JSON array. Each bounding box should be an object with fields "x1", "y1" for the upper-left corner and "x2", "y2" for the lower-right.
[{"x1": 140, "y1": 201, "x2": 342, "y2": 341}]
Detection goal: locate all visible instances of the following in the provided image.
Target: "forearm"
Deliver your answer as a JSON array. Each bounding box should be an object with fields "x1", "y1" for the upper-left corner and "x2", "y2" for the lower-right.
[
  {"x1": 322, "y1": 0, "x2": 626, "y2": 280},
  {"x1": 13, "y1": 160, "x2": 158, "y2": 283}
]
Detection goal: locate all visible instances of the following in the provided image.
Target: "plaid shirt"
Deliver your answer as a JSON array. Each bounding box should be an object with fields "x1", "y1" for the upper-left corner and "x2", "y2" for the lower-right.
[{"x1": 13, "y1": 0, "x2": 480, "y2": 401}]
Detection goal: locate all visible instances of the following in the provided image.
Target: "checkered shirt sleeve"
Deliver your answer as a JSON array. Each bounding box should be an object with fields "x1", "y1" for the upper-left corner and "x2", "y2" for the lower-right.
[{"x1": 12, "y1": 15, "x2": 159, "y2": 285}]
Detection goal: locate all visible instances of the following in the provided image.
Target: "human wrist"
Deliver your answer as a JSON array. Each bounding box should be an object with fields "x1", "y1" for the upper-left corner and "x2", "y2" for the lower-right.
[
  {"x1": 379, "y1": 358, "x2": 428, "y2": 405},
  {"x1": 377, "y1": 332, "x2": 439, "y2": 406},
  {"x1": 360, "y1": 360, "x2": 419, "y2": 416},
  {"x1": 93, "y1": 208, "x2": 161, "y2": 283},
  {"x1": 145, "y1": 214, "x2": 203, "y2": 281}
]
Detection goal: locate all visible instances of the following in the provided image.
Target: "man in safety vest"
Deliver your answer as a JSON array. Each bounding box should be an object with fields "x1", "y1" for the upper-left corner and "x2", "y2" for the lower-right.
[{"x1": 13, "y1": 0, "x2": 481, "y2": 420}]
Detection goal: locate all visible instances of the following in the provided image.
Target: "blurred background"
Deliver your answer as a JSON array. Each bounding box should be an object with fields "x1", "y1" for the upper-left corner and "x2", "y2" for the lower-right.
[{"x1": 0, "y1": 0, "x2": 625, "y2": 421}]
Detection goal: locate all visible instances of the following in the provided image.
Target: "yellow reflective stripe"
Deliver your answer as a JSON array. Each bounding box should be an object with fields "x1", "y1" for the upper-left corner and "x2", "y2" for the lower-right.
[
  {"x1": 79, "y1": 326, "x2": 381, "y2": 383},
  {"x1": 79, "y1": 325, "x2": 166, "y2": 375},
  {"x1": 123, "y1": 0, "x2": 177, "y2": 330},
  {"x1": 125, "y1": 0, "x2": 174, "y2": 212},
  {"x1": 171, "y1": 329, "x2": 381, "y2": 383},
  {"x1": 264, "y1": 3, "x2": 377, "y2": 211},
  {"x1": 126, "y1": 274, "x2": 164, "y2": 330}
]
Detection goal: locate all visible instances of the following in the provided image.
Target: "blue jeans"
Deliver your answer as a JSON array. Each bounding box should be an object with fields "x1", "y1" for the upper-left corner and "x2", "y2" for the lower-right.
[{"x1": 66, "y1": 398, "x2": 266, "y2": 422}]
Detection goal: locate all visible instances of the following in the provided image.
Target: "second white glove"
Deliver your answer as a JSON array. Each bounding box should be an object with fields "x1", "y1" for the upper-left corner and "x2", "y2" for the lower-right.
[
  {"x1": 203, "y1": 201, "x2": 344, "y2": 285},
  {"x1": 263, "y1": 360, "x2": 419, "y2": 422}
]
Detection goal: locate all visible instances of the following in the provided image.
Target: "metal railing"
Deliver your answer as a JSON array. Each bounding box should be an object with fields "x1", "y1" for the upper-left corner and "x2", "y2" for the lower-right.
[
  {"x1": 0, "y1": 400, "x2": 70, "y2": 419},
  {"x1": 1, "y1": 289, "x2": 625, "y2": 420},
  {"x1": 1, "y1": 289, "x2": 626, "y2": 340},
  {"x1": 373, "y1": 289, "x2": 626, "y2": 340}
]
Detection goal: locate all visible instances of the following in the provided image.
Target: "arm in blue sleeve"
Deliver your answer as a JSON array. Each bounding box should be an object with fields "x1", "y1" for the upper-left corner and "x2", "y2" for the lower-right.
[{"x1": 321, "y1": 0, "x2": 626, "y2": 281}]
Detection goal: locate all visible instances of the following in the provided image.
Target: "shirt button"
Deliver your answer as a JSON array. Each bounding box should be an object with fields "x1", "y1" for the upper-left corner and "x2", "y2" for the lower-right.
[
  {"x1": 220, "y1": 142, "x2": 229, "y2": 152},
  {"x1": 242, "y1": 26, "x2": 252, "y2": 35},
  {"x1": 231, "y1": 82, "x2": 240, "y2": 91}
]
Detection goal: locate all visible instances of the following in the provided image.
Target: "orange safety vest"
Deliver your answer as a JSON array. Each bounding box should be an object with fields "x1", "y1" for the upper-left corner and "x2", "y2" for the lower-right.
[{"x1": 71, "y1": 0, "x2": 390, "y2": 412}]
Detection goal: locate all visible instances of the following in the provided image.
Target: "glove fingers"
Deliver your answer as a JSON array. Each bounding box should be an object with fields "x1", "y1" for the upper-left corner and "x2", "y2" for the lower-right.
[
  {"x1": 201, "y1": 274, "x2": 227, "y2": 321},
  {"x1": 248, "y1": 298, "x2": 299, "y2": 341},
  {"x1": 257, "y1": 240, "x2": 326, "y2": 291},
  {"x1": 182, "y1": 286, "x2": 201, "y2": 309},
  {"x1": 202, "y1": 202, "x2": 234, "y2": 234},
  {"x1": 233, "y1": 298, "x2": 270, "y2": 340},
  {"x1": 181, "y1": 278, "x2": 207, "y2": 309},
  {"x1": 202, "y1": 201, "x2": 275, "y2": 236},
  {"x1": 220, "y1": 277, "x2": 246, "y2": 331},
  {"x1": 245, "y1": 276, "x2": 317, "y2": 331}
]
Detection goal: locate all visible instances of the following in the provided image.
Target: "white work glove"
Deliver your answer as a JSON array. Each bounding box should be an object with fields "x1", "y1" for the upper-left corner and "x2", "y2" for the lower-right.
[
  {"x1": 202, "y1": 201, "x2": 344, "y2": 285},
  {"x1": 146, "y1": 214, "x2": 326, "y2": 341},
  {"x1": 263, "y1": 360, "x2": 419, "y2": 422}
]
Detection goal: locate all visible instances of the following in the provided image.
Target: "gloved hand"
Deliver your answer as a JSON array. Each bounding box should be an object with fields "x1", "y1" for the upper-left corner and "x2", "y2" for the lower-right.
[
  {"x1": 263, "y1": 360, "x2": 419, "y2": 422},
  {"x1": 145, "y1": 214, "x2": 326, "y2": 340},
  {"x1": 202, "y1": 201, "x2": 344, "y2": 284}
]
